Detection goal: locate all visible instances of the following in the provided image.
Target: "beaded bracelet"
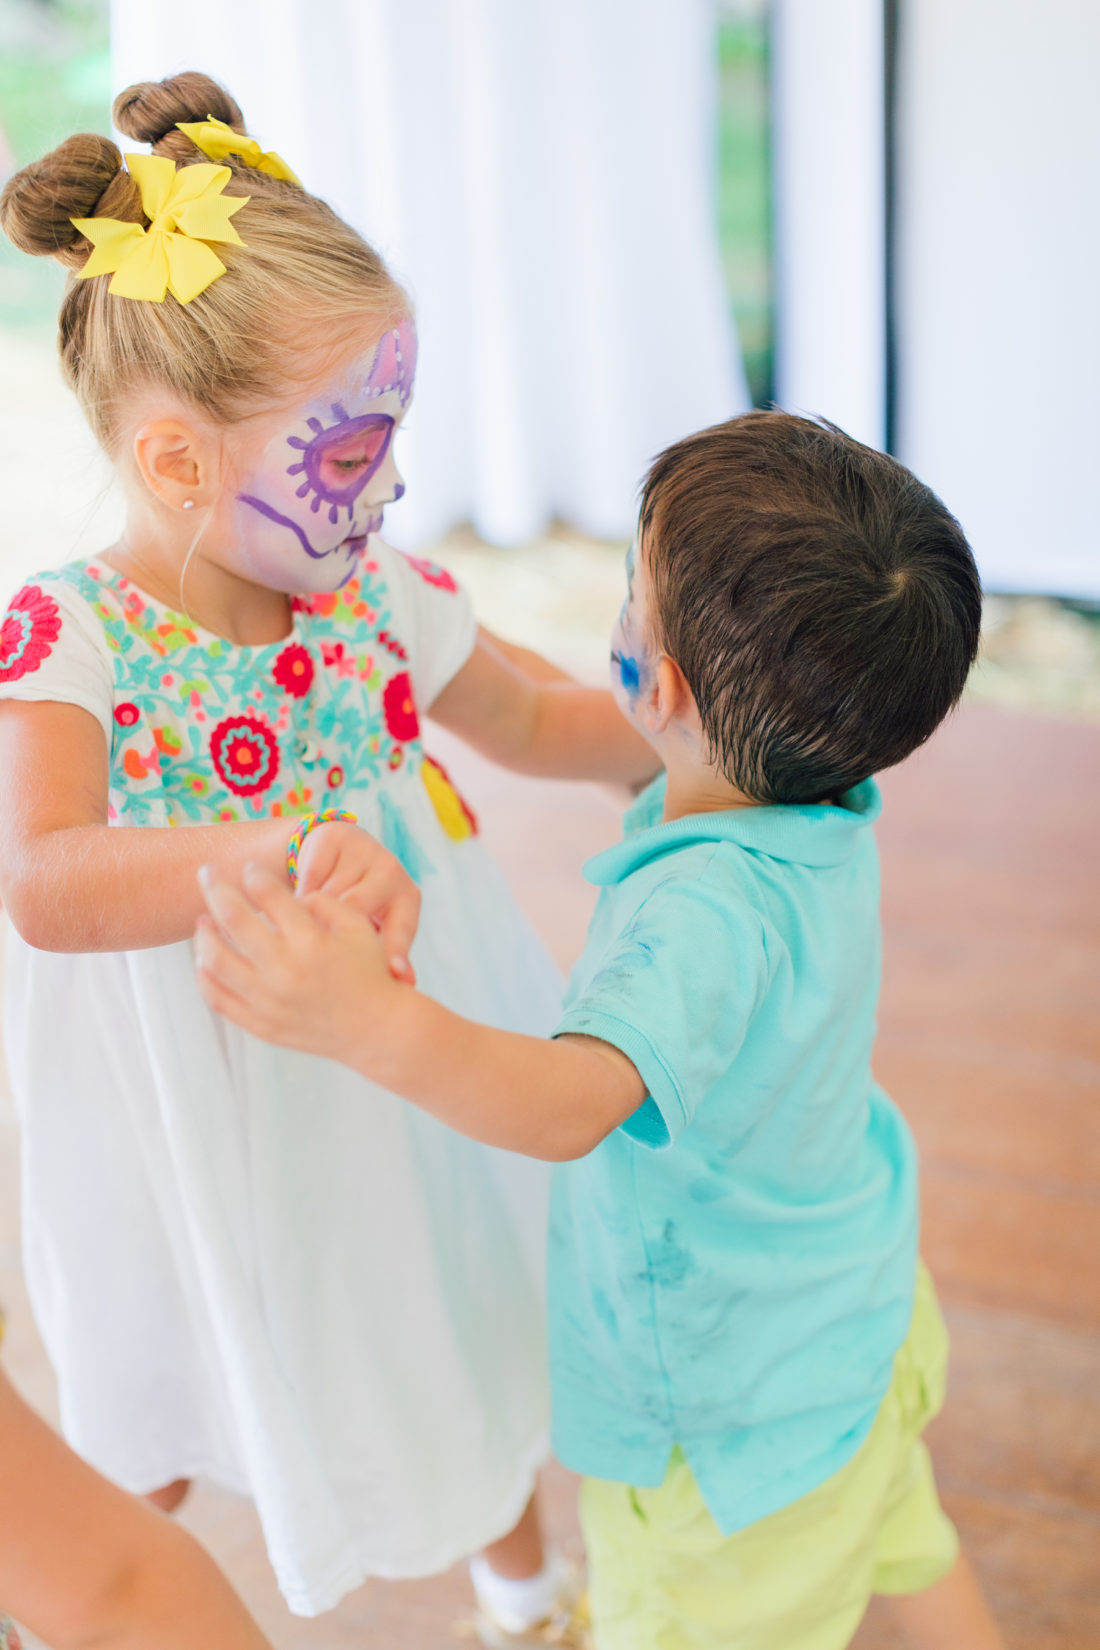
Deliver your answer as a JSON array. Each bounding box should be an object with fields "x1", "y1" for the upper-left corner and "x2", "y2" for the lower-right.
[{"x1": 286, "y1": 809, "x2": 359, "y2": 887}]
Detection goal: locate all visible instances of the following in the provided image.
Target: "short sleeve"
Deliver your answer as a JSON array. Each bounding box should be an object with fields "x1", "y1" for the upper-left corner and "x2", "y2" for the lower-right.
[
  {"x1": 554, "y1": 875, "x2": 771, "y2": 1148},
  {"x1": 0, "y1": 576, "x2": 115, "y2": 742},
  {"x1": 375, "y1": 542, "x2": 478, "y2": 712}
]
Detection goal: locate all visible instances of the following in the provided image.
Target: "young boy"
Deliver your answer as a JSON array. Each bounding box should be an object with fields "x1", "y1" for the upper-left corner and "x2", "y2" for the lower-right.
[{"x1": 197, "y1": 412, "x2": 1004, "y2": 1650}]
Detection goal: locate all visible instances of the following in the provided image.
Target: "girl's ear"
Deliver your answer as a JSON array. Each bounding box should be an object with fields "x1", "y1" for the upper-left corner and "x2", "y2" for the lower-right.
[{"x1": 132, "y1": 419, "x2": 211, "y2": 511}]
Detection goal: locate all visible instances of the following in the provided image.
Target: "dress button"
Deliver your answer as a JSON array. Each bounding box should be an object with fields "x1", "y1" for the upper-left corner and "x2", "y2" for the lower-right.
[{"x1": 296, "y1": 737, "x2": 320, "y2": 765}]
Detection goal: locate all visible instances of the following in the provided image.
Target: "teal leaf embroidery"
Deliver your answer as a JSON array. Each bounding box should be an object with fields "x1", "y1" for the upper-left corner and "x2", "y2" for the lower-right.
[{"x1": 379, "y1": 792, "x2": 434, "y2": 884}]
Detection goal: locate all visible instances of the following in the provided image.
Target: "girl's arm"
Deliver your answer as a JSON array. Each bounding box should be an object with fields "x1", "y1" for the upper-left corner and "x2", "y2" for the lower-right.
[
  {"x1": 429, "y1": 627, "x2": 660, "y2": 788},
  {"x1": 0, "y1": 702, "x2": 419, "y2": 960},
  {"x1": 196, "y1": 868, "x2": 646, "y2": 1161},
  {"x1": 0, "y1": 1366, "x2": 271, "y2": 1650}
]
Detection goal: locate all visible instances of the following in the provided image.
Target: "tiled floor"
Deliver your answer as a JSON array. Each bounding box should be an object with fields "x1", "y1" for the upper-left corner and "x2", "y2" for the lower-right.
[{"x1": 3, "y1": 701, "x2": 1098, "y2": 1647}]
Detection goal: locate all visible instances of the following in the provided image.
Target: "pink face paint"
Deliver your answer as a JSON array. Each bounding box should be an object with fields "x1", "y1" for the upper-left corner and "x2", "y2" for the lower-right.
[{"x1": 233, "y1": 319, "x2": 416, "y2": 594}]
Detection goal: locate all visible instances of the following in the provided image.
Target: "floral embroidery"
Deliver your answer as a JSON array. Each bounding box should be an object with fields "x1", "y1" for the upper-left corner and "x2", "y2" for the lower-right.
[
  {"x1": 0, "y1": 1614, "x2": 24, "y2": 1649},
  {"x1": 404, "y1": 554, "x2": 458, "y2": 593},
  {"x1": 272, "y1": 642, "x2": 314, "y2": 698},
  {"x1": 123, "y1": 746, "x2": 160, "y2": 781},
  {"x1": 0, "y1": 584, "x2": 62, "y2": 683},
  {"x1": 377, "y1": 627, "x2": 409, "y2": 661},
  {"x1": 211, "y1": 713, "x2": 280, "y2": 796},
  {"x1": 421, "y1": 755, "x2": 478, "y2": 840},
  {"x1": 36, "y1": 564, "x2": 432, "y2": 826},
  {"x1": 383, "y1": 671, "x2": 419, "y2": 742}
]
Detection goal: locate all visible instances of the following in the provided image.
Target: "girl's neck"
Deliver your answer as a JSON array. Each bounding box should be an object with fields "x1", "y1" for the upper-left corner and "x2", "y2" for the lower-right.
[{"x1": 104, "y1": 520, "x2": 292, "y2": 648}]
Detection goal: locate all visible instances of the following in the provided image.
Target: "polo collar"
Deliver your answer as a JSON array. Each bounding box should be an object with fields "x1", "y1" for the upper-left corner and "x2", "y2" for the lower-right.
[{"x1": 585, "y1": 776, "x2": 882, "y2": 884}]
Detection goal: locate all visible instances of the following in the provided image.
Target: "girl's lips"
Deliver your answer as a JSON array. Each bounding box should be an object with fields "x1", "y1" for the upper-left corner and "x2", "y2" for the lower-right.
[{"x1": 344, "y1": 513, "x2": 384, "y2": 557}]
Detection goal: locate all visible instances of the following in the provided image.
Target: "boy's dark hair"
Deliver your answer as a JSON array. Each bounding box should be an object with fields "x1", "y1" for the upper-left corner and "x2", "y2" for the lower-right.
[{"x1": 639, "y1": 411, "x2": 982, "y2": 804}]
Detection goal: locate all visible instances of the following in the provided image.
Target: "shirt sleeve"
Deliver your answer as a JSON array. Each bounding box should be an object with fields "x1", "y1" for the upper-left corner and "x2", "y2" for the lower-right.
[
  {"x1": 554, "y1": 872, "x2": 771, "y2": 1149},
  {"x1": 0, "y1": 575, "x2": 115, "y2": 742},
  {"x1": 375, "y1": 542, "x2": 478, "y2": 713}
]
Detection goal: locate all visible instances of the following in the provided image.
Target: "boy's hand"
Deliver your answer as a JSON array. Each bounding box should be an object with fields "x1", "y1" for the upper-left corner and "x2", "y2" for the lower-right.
[
  {"x1": 195, "y1": 863, "x2": 402, "y2": 1065},
  {"x1": 294, "y1": 822, "x2": 419, "y2": 985}
]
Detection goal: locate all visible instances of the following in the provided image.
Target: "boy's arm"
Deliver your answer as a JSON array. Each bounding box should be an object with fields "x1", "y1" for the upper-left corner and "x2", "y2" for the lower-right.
[
  {"x1": 196, "y1": 865, "x2": 647, "y2": 1161},
  {"x1": 428, "y1": 627, "x2": 660, "y2": 788}
]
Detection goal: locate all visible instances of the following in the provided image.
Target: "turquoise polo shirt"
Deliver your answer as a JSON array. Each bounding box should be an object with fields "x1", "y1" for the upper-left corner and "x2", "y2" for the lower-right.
[{"x1": 549, "y1": 775, "x2": 918, "y2": 1534}]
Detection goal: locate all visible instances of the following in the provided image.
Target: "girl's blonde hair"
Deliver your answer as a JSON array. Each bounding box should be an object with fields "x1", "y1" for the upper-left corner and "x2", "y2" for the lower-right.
[{"x1": 0, "y1": 71, "x2": 408, "y2": 451}]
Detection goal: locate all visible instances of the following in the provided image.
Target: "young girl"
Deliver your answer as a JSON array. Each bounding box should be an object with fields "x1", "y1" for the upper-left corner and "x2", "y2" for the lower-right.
[{"x1": 0, "y1": 73, "x2": 655, "y2": 1636}]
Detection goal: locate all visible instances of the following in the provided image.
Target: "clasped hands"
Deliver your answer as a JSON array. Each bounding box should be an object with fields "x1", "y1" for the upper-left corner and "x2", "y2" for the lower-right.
[{"x1": 195, "y1": 820, "x2": 418, "y2": 1066}]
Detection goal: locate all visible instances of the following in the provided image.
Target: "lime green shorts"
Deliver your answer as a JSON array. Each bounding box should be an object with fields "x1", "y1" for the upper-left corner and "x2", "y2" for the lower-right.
[{"x1": 580, "y1": 1264, "x2": 959, "y2": 1650}]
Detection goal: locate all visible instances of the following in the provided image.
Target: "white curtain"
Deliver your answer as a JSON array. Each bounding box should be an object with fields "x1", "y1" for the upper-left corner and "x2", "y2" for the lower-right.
[
  {"x1": 771, "y1": 0, "x2": 886, "y2": 453},
  {"x1": 771, "y1": 0, "x2": 1100, "y2": 597},
  {"x1": 894, "y1": 0, "x2": 1100, "y2": 598},
  {"x1": 110, "y1": 0, "x2": 748, "y2": 549}
]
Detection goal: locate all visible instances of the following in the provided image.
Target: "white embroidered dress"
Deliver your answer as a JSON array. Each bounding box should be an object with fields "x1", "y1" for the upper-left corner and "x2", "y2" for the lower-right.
[{"x1": 0, "y1": 545, "x2": 558, "y2": 1614}]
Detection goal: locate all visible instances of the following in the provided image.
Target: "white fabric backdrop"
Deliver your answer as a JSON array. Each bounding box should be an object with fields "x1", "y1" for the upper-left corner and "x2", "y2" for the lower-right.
[
  {"x1": 771, "y1": 0, "x2": 886, "y2": 453},
  {"x1": 109, "y1": 0, "x2": 748, "y2": 549},
  {"x1": 894, "y1": 0, "x2": 1100, "y2": 598},
  {"x1": 771, "y1": 0, "x2": 1099, "y2": 596}
]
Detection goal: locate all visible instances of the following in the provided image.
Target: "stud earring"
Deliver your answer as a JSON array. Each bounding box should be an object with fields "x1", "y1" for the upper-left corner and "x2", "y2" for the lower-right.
[{"x1": 182, "y1": 498, "x2": 196, "y2": 511}]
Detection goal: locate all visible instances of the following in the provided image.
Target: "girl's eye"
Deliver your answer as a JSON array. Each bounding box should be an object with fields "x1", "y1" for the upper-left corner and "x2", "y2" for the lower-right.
[{"x1": 286, "y1": 409, "x2": 395, "y2": 522}]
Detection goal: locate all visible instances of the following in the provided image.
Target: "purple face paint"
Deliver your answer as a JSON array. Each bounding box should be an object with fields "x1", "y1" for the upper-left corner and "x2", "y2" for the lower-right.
[
  {"x1": 286, "y1": 410, "x2": 395, "y2": 526},
  {"x1": 231, "y1": 320, "x2": 416, "y2": 596}
]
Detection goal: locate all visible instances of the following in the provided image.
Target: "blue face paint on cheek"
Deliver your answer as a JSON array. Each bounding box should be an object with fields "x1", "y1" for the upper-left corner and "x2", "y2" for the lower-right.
[{"x1": 612, "y1": 650, "x2": 642, "y2": 699}]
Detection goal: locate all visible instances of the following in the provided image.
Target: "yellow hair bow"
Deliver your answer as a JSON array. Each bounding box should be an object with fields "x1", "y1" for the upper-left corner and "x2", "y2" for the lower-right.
[
  {"x1": 71, "y1": 154, "x2": 249, "y2": 304},
  {"x1": 176, "y1": 115, "x2": 300, "y2": 185}
]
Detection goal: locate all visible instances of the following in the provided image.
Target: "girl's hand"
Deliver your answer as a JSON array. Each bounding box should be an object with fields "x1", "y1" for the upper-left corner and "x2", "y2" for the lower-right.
[
  {"x1": 294, "y1": 823, "x2": 419, "y2": 985},
  {"x1": 196, "y1": 864, "x2": 402, "y2": 1065}
]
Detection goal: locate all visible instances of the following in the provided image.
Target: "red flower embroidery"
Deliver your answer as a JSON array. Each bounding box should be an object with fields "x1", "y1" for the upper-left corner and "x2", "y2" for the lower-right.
[
  {"x1": 404, "y1": 554, "x2": 457, "y2": 593},
  {"x1": 383, "y1": 671, "x2": 419, "y2": 742},
  {"x1": 0, "y1": 585, "x2": 62, "y2": 683},
  {"x1": 114, "y1": 702, "x2": 141, "y2": 727},
  {"x1": 210, "y1": 713, "x2": 280, "y2": 796},
  {"x1": 328, "y1": 765, "x2": 345, "y2": 789},
  {"x1": 272, "y1": 642, "x2": 314, "y2": 698},
  {"x1": 321, "y1": 639, "x2": 358, "y2": 679}
]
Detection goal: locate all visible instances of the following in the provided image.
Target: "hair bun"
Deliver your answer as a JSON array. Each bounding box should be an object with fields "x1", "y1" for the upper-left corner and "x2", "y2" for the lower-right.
[
  {"x1": 113, "y1": 72, "x2": 246, "y2": 160},
  {"x1": 0, "y1": 134, "x2": 142, "y2": 268}
]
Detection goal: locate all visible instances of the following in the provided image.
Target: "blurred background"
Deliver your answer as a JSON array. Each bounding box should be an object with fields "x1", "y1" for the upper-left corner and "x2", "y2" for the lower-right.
[
  {"x1": 1, "y1": 0, "x2": 1098, "y2": 699},
  {"x1": 0, "y1": 2, "x2": 1097, "y2": 1647}
]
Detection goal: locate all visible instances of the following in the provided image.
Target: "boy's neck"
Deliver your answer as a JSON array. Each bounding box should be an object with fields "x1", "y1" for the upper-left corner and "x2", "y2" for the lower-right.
[{"x1": 661, "y1": 765, "x2": 761, "y2": 823}]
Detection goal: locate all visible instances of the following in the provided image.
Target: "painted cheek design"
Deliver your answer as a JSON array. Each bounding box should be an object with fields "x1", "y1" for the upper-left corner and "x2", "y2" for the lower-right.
[
  {"x1": 233, "y1": 321, "x2": 418, "y2": 583},
  {"x1": 612, "y1": 650, "x2": 643, "y2": 700},
  {"x1": 285, "y1": 409, "x2": 396, "y2": 526}
]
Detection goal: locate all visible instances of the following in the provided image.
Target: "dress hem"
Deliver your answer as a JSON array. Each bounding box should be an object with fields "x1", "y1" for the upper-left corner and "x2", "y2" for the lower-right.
[{"x1": 278, "y1": 1427, "x2": 553, "y2": 1617}]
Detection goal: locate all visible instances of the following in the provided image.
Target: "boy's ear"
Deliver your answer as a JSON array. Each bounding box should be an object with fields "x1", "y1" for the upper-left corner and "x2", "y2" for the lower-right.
[
  {"x1": 646, "y1": 653, "x2": 699, "y2": 735},
  {"x1": 132, "y1": 419, "x2": 211, "y2": 511}
]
